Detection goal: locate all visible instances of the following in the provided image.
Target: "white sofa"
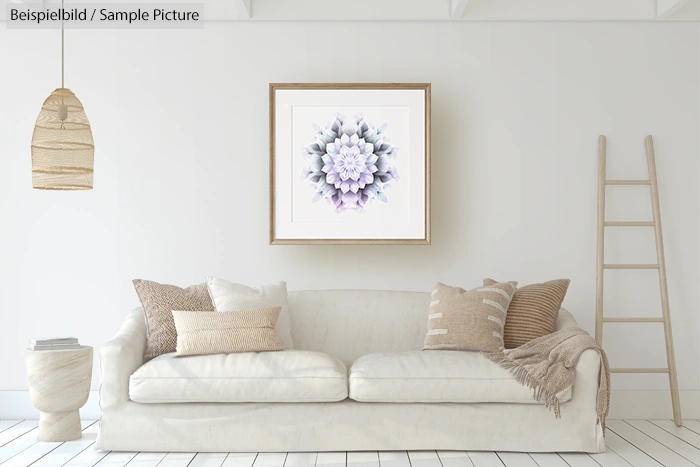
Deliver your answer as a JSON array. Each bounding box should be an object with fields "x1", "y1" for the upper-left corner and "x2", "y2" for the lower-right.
[{"x1": 97, "y1": 289, "x2": 605, "y2": 453}]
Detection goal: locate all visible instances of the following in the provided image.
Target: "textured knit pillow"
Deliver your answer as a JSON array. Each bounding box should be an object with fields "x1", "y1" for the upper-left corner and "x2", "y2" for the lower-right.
[
  {"x1": 172, "y1": 307, "x2": 284, "y2": 356},
  {"x1": 484, "y1": 278, "x2": 571, "y2": 349},
  {"x1": 133, "y1": 279, "x2": 215, "y2": 359},
  {"x1": 423, "y1": 281, "x2": 517, "y2": 352},
  {"x1": 206, "y1": 277, "x2": 294, "y2": 349}
]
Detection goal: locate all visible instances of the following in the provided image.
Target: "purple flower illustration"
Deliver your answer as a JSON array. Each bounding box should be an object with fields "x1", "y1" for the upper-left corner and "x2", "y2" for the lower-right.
[{"x1": 301, "y1": 113, "x2": 399, "y2": 213}]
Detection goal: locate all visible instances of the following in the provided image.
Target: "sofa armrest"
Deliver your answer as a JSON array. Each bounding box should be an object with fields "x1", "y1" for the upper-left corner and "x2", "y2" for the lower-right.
[
  {"x1": 555, "y1": 309, "x2": 604, "y2": 417},
  {"x1": 99, "y1": 308, "x2": 147, "y2": 409},
  {"x1": 572, "y1": 347, "x2": 602, "y2": 409}
]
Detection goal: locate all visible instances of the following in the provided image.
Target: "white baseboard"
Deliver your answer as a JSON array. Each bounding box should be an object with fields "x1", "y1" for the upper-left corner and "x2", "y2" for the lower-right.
[
  {"x1": 608, "y1": 390, "x2": 700, "y2": 420},
  {"x1": 0, "y1": 390, "x2": 697, "y2": 420}
]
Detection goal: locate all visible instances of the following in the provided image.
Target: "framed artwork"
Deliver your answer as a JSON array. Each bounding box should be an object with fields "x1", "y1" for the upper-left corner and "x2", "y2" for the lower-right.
[{"x1": 270, "y1": 83, "x2": 431, "y2": 245}]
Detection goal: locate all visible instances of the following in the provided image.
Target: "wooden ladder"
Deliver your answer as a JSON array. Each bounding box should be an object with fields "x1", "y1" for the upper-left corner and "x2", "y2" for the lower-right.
[{"x1": 596, "y1": 135, "x2": 681, "y2": 426}]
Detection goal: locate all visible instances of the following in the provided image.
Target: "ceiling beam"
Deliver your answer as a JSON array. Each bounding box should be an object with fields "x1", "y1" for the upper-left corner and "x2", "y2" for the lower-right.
[
  {"x1": 234, "y1": 0, "x2": 251, "y2": 19},
  {"x1": 656, "y1": 0, "x2": 690, "y2": 17},
  {"x1": 451, "y1": 0, "x2": 469, "y2": 18}
]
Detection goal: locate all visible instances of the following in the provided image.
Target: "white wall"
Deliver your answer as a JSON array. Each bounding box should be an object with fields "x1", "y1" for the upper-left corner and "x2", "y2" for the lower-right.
[{"x1": 0, "y1": 23, "x2": 697, "y2": 397}]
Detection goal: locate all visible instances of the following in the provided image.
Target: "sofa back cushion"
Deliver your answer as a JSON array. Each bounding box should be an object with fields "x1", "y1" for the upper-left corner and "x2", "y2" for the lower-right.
[
  {"x1": 206, "y1": 278, "x2": 294, "y2": 349},
  {"x1": 286, "y1": 290, "x2": 578, "y2": 366},
  {"x1": 287, "y1": 290, "x2": 430, "y2": 366}
]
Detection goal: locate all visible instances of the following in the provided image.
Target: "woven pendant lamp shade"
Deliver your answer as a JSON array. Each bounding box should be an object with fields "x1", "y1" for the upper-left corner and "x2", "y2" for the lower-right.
[{"x1": 31, "y1": 88, "x2": 94, "y2": 190}]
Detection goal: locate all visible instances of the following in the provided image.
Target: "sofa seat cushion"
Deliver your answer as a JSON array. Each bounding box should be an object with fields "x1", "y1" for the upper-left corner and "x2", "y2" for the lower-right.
[
  {"x1": 349, "y1": 351, "x2": 571, "y2": 403},
  {"x1": 130, "y1": 350, "x2": 348, "y2": 403}
]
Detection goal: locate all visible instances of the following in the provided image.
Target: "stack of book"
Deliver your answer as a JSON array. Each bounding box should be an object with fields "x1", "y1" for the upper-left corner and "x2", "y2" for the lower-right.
[{"x1": 29, "y1": 337, "x2": 80, "y2": 351}]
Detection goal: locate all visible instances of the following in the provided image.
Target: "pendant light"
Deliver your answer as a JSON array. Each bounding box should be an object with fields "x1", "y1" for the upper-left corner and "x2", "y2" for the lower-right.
[{"x1": 31, "y1": 0, "x2": 94, "y2": 191}]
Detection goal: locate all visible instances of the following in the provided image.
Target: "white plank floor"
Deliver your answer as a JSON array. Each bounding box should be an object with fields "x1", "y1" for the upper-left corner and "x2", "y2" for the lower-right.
[{"x1": 2, "y1": 420, "x2": 700, "y2": 467}]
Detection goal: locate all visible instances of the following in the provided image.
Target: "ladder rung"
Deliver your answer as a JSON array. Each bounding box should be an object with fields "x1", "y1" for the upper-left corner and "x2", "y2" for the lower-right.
[
  {"x1": 603, "y1": 317, "x2": 665, "y2": 323},
  {"x1": 603, "y1": 264, "x2": 660, "y2": 269},
  {"x1": 610, "y1": 368, "x2": 669, "y2": 374},
  {"x1": 605, "y1": 180, "x2": 651, "y2": 185},
  {"x1": 604, "y1": 221, "x2": 655, "y2": 227}
]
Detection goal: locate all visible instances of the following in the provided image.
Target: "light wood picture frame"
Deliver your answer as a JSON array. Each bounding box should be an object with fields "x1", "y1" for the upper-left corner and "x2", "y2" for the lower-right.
[{"x1": 270, "y1": 83, "x2": 431, "y2": 245}]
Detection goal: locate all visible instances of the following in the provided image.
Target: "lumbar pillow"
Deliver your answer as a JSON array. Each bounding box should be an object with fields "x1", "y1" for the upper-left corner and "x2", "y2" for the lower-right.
[
  {"x1": 206, "y1": 277, "x2": 294, "y2": 349},
  {"x1": 133, "y1": 279, "x2": 215, "y2": 359},
  {"x1": 484, "y1": 278, "x2": 570, "y2": 349},
  {"x1": 423, "y1": 281, "x2": 517, "y2": 352},
  {"x1": 172, "y1": 307, "x2": 284, "y2": 356}
]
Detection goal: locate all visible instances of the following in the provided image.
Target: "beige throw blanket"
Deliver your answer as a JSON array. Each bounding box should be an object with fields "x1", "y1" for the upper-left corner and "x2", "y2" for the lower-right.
[{"x1": 483, "y1": 327, "x2": 610, "y2": 431}]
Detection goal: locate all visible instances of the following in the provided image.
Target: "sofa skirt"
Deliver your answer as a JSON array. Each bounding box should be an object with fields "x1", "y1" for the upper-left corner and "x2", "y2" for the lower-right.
[{"x1": 96, "y1": 398, "x2": 605, "y2": 453}]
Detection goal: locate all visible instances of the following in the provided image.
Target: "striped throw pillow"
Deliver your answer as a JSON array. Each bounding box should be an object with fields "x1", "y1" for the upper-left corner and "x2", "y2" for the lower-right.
[
  {"x1": 484, "y1": 278, "x2": 570, "y2": 349},
  {"x1": 172, "y1": 307, "x2": 285, "y2": 356},
  {"x1": 423, "y1": 281, "x2": 517, "y2": 352}
]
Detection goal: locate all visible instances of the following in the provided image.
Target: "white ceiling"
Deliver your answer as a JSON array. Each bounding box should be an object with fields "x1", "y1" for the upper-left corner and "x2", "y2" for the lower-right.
[{"x1": 2, "y1": 0, "x2": 700, "y2": 22}]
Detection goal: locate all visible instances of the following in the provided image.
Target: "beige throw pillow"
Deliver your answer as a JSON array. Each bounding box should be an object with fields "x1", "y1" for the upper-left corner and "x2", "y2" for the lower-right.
[
  {"x1": 423, "y1": 281, "x2": 517, "y2": 352},
  {"x1": 172, "y1": 307, "x2": 284, "y2": 356},
  {"x1": 133, "y1": 279, "x2": 215, "y2": 359},
  {"x1": 484, "y1": 278, "x2": 570, "y2": 349}
]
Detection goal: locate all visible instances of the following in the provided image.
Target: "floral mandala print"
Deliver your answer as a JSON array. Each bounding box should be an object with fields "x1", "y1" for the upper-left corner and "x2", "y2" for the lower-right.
[{"x1": 301, "y1": 113, "x2": 399, "y2": 213}]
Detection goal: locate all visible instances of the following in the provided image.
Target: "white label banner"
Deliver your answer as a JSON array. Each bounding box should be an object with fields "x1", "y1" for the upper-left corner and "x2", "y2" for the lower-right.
[{"x1": 6, "y1": 4, "x2": 204, "y2": 29}]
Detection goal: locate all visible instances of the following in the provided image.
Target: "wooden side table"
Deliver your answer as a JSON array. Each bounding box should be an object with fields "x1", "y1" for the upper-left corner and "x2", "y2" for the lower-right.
[{"x1": 25, "y1": 346, "x2": 93, "y2": 441}]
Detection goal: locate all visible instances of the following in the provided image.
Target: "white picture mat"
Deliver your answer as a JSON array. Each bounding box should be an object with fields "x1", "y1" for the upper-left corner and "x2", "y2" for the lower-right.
[{"x1": 274, "y1": 89, "x2": 426, "y2": 240}]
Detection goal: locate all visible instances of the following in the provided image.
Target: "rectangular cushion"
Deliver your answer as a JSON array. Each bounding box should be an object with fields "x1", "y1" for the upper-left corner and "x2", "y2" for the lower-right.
[
  {"x1": 349, "y1": 351, "x2": 571, "y2": 404},
  {"x1": 172, "y1": 307, "x2": 284, "y2": 355},
  {"x1": 130, "y1": 350, "x2": 348, "y2": 403}
]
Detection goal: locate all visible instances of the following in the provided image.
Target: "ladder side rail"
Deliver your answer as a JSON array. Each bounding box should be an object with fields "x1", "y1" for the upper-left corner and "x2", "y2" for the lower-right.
[
  {"x1": 645, "y1": 135, "x2": 682, "y2": 426},
  {"x1": 595, "y1": 135, "x2": 607, "y2": 345}
]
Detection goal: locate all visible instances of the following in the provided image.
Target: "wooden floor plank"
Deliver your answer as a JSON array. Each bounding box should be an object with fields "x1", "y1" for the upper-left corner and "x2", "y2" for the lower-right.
[
  {"x1": 189, "y1": 453, "x2": 229, "y2": 467},
  {"x1": 63, "y1": 446, "x2": 110, "y2": 467},
  {"x1": 437, "y1": 451, "x2": 474, "y2": 467},
  {"x1": 315, "y1": 452, "x2": 346, "y2": 467},
  {"x1": 222, "y1": 453, "x2": 258, "y2": 467},
  {"x1": 0, "y1": 420, "x2": 96, "y2": 467},
  {"x1": 92, "y1": 451, "x2": 138, "y2": 467},
  {"x1": 651, "y1": 419, "x2": 700, "y2": 449},
  {"x1": 29, "y1": 422, "x2": 101, "y2": 467},
  {"x1": 557, "y1": 453, "x2": 603, "y2": 467},
  {"x1": 608, "y1": 419, "x2": 695, "y2": 467},
  {"x1": 586, "y1": 448, "x2": 633, "y2": 467},
  {"x1": 80, "y1": 421, "x2": 97, "y2": 431},
  {"x1": 407, "y1": 451, "x2": 441, "y2": 467},
  {"x1": 683, "y1": 420, "x2": 700, "y2": 436},
  {"x1": 626, "y1": 419, "x2": 700, "y2": 464},
  {"x1": 496, "y1": 452, "x2": 537, "y2": 467},
  {"x1": 284, "y1": 452, "x2": 316, "y2": 467},
  {"x1": 347, "y1": 451, "x2": 379, "y2": 467},
  {"x1": 467, "y1": 452, "x2": 505, "y2": 467},
  {"x1": 0, "y1": 424, "x2": 40, "y2": 464},
  {"x1": 604, "y1": 428, "x2": 663, "y2": 467},
  {"x1": 0, "y1": 420, "x2": 39, "y2": 448},
  {"x1": 0, "y1": 439, "x2": 62, "y2": 467},
  {"x1": 157, "y1": 452, "x2": 198, "y2": 467},
  {"x1": 253, "y1": 453, "x2": 288, "y2": 467},
  {"x1": 377, "y1": 451, "x2": 410, "y2": 467},
  {"x1": 527, "y1": 453, "x2": 568, "y2": 467},
  {"x1": 125, "y1": 452, "x2": 168, "y2": 467},
  {"x1": 0, "y1": 421, "x2": 22, "y2": 433},
  {"x1": 31, "y1": 441, "x2": 95, "y2": 467}
]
